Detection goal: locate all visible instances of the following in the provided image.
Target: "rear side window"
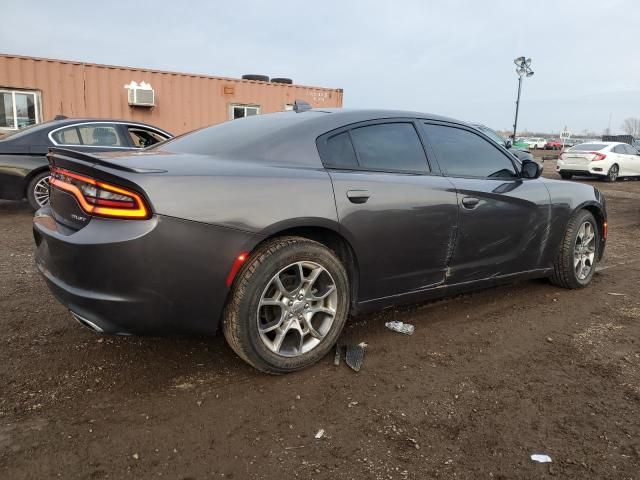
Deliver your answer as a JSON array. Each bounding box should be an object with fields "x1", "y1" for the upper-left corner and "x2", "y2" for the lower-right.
[
  {"x1": 52, "y1": 127, "x2": 81, "y2": 145},
  {"x1": 349, "y1": 123, "x2": 428, "y2": 173},
  {"x1": 77, "y1": 125, "x2": 123, "y2": 146},
  {"x1": 325, "y1": 132, "x2": 358, "y2": 168},
  {"x1": 423, "y1": 124, "x2": 517, "y2": 178},
  {"x1": 623, "y1": 144, "x2": 637, "y2": 155}
]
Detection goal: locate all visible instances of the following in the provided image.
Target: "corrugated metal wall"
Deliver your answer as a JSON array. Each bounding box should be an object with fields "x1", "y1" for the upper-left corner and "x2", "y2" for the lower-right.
[{"x1": 0, "y1": 54, "x2": 343, "y2": 135}]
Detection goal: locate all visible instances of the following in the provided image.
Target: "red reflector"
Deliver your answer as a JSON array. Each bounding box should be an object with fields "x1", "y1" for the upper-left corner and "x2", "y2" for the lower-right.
[{"x1": 226, "y1": 252, "x2": 249, "y2": 287}]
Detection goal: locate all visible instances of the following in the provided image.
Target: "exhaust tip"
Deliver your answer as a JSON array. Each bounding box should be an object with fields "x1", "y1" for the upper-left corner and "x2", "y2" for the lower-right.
[{"x1": 70, "y1": 311, "x2": 104, "y2": 333}]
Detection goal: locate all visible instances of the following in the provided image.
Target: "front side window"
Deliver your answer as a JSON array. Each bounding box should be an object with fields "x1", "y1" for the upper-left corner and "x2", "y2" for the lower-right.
[
  {"x1": 424, "y1": 124, "x2": 517, "y2": 178},
  {"x1": 0, "y1": 89, "x2": 41, "y2": 130},
  {"x1": 231, "y1": 104, "x2": 261, "y2": 120},
  {"x1": 349, "y1": 123, "x2": 429, "y2": 173},
  {"x1": 127, "y1": 127, "x2": 168, "y2": 148}
]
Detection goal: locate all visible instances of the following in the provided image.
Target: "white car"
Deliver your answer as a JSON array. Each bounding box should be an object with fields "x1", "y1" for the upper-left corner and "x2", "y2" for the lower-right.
[
  {"x1": 556, "y1": 142, "x2": 640, "y2": 182},
  {"x1": 525, "y1": 137, "x2": 546, "y2": 149}
]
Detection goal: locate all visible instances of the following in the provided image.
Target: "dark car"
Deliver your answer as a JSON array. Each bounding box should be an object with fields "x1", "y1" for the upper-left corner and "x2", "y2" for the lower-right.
[
  {"x1": 0, "y1": 118, "x2": 172, "y2": 210},
  {"x1": 33, "y1": 108, "x2": 607, "y2": 373},
  {"x1": 470, "y1": 124, "x2": 535, "y2": 162}
]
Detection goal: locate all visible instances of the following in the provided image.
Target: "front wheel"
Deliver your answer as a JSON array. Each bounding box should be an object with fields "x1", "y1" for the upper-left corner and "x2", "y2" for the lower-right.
[
  {"x1": 223, "y1": 237, "x2": 350, "y2": 373},
  {"x1": 550, "y1": 210, "x2": 598, "y2": 289},
  {"x1": 27, "y1": 171, "x2": 51, "y2": 211}
]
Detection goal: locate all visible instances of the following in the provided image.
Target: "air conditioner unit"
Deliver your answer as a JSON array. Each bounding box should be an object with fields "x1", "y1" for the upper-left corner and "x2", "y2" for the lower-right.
[{"x1": 124, "y1": 81, "x2": 155, "y2": 107}]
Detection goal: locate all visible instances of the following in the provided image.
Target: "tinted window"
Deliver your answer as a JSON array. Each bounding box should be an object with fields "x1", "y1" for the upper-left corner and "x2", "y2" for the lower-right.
[
  {"x1": 350, "y1": 123, "x2": 428, "y2": 173},
  {"x1": 612, "y1": 145, "x2": 625, "y2": 154},
  {"x1": 424, "y1": 124, "x2": 517, "y2": 178},
  {"x1": 52, "y1": 126, "x2": 81, "y2": 145},
  {"x1": 623, "y1": 144, "x2": 637, "y2": 155},
  {"x1": 77, "y1": 125, "x2": 124, "y2": 146},
  {"x1": 570, "y1": 143, "x2": 607, "y2": 151},
  {"x1": 325, "y1": 132, "x2": 358, "y2": 168}
]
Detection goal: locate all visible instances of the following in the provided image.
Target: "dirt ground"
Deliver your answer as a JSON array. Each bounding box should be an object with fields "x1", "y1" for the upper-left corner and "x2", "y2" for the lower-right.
[{"x1": 1, "y1": 159, "x2": 639, "y2": 479}]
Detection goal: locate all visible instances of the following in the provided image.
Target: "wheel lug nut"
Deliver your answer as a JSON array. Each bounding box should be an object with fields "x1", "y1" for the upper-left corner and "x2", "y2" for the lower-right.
[{"x1": 304, "y1": 304, "x2": 309, "y2": 309}]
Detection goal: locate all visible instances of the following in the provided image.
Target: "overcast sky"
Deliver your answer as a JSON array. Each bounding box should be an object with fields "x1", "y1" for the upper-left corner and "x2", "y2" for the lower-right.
[{"x1": 3, "y1": 0, "x2": 639, "y2": 134}]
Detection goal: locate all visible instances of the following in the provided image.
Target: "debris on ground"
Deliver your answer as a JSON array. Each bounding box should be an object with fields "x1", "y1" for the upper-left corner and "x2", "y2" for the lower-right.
[
  {"x1": 530, "y1": 454, "x2": 552, "y2": 463},
  {"x1": 385, "y1": 321, "x2": 415, "y2": 335},
  {"x1": 314, "y1": 429, "x2": 325, "y2": 439},
  {"x1": 334, "y1": 344, "x2": 342, "y2": 366},
  {"x1": 607, "y1": 292, "x2": 626, "y2": 296},
  {"x1": 345, "y1": 343, "x2": 366, "y2": 372}
]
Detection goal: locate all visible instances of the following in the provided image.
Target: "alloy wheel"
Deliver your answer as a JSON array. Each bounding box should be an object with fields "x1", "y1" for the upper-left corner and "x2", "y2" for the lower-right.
[
  {"x1": 574, "y1": 221, "x2": 596, "y2": 280},
  {"x1": 33, "y1": 175, "x2": 51, "y2": 207},
  {"x1": 608, "y1": 165, "x2": 619, "y2": 182},
  {"x1": 257, "y1": 261, "x2": 338, "y2": 357}
]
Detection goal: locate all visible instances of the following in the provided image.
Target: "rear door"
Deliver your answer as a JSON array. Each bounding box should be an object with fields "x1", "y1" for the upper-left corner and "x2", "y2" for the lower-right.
[
  {"x1": 622, "y1": 144, "x2": 640, "y2": 175},
  {"x1": 421, "y1": 122, "x2": 551, "y2": 284},
  {"x1": 318, "y1": 120, "x2": 459, "y2": 301}
]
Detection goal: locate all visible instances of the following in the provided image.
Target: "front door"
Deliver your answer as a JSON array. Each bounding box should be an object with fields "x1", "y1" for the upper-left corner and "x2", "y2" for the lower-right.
[{"x1": 422, "y1": 122, "x2": 551, "y2": 284}]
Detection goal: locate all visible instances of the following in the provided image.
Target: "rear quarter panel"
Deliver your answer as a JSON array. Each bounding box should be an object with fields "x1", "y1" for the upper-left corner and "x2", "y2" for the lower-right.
[{"x1": 0, "y1": 154, "x2": 48, "y2": 200}]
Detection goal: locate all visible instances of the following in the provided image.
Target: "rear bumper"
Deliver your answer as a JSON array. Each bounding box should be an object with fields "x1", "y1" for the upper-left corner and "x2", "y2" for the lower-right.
[
  {"x1": 556, "y1": 163, "x2": 606, "y2": 177},
  {"x1": 33, "y1": 206, "x2": 261, "y2": 335}
]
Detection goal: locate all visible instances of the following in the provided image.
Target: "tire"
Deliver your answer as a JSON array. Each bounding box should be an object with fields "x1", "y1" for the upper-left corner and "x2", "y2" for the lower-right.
[
  {"x1": 241, "y1": 74, "x2": 269, "y2": 82},
  {"x1": 560, "y1": 172, "x2": 573, "y2": 180},
  {"x1": 223, "y1": 236, "x2": 350, "y2": 374},
  {"x1": 605, "y1": 164, "x2": 619, "y2": 182},
  {"x1": 271, "y1": 78, "x2": 293, "y2": 84},
  {"x1": 26, "y1": 171, "x2": 51, "y2": 211},
  {"x1": 550, "y1": 210, "x2": 598, "y2": 289}
]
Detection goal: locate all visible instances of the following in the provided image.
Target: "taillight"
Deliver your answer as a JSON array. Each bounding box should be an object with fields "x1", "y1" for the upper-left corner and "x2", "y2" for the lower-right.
[
  {"x1": 591, "y1": 152, "x2": 606, "y2": 161},
  {"x1": 49, "y1": 167, "x2": 150, "y2": 219}
]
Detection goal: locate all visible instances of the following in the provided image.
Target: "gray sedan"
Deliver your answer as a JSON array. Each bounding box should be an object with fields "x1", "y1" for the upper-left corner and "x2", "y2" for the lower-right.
[{"x1": 33, "y1": 107, "x2": 607, "y2": 373}]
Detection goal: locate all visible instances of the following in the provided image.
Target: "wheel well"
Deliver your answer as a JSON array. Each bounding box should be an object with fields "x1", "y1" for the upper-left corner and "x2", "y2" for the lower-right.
[
  {"x1": 260, "y1": 227, "x2": 360, "y2": 310},
  {"x1": 582, "y1": 205, "x2": 606, "y2": 259},
  {"x1": 23, "y1": 167, "x2": 49, "y2": 197}
]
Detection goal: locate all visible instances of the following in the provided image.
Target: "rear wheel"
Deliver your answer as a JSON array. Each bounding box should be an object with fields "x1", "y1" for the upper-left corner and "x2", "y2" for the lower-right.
[
  {"x1": 605, "y1": 164, "x2": 619, "y2": 182},
  {"x1": 223, "y1": 237, "x2": 350, "y2": 373},
  {"x1": 26, "y1": 171, "x2": 51, "y2": 211},
  {"x1": 560, "y1": 172, "x2": 573, "y2": 180},
  {"x1": 550, "y1": 210, "x2": 598, "y2": 289}
]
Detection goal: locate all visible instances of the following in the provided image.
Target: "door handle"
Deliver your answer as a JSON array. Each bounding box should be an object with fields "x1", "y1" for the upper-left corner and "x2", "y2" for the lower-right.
[
  {"x1": 347, "y1": 190, "x2": 370, "y2": 204},
  {"x1": 461, "y1": 197, "x2": 480, "y2": 209}
]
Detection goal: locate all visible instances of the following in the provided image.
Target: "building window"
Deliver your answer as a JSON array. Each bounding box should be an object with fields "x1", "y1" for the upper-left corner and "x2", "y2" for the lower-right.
[
  {"x1": 0, "y1": 89, "x2": 41, "y2": 130},
  {"x1": 230, "y1": 104, "x2": 260, "y2": 120}
]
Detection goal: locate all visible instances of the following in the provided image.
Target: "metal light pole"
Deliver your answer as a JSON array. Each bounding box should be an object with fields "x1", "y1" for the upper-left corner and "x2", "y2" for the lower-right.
[{"x1": 512, "y1": 56, "x2": 534, "y2": 142}]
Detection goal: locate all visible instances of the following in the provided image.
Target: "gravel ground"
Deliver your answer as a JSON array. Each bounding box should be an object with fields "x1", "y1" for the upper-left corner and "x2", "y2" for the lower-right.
[{"x1": 1, "y1": 159, "x2": 639, "y2": 479}]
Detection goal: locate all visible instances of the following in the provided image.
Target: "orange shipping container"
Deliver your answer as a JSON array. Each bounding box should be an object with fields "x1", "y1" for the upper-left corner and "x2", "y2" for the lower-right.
[{"x1": 0, "y1": 53, "x2": 343, "y2": 135}]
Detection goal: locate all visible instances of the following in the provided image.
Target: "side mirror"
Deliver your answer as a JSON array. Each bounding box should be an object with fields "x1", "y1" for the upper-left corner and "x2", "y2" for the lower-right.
[
  {"x1": 521, "y1": 159, "x2": 542, "y2": 179},
  {"x1": 505, "y1": 139, "x2": 512, "y2": 149}
]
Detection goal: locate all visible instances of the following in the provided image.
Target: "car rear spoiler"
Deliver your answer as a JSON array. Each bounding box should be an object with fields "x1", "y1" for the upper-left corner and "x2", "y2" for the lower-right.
[{"x1": 47, "y1": 147, "x2": 166, "y2": 174}]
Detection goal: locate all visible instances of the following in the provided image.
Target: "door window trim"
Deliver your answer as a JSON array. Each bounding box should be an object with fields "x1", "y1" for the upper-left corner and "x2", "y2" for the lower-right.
[
  {"x1": 49, "y1": 121, "x2": 171, "y2": 148},
  {"x1": 316, "y1": 118, "x2": 438, "y2": 175},
  {"x1": 419, "y1": 120, "x2": 522, "y2": 180}
]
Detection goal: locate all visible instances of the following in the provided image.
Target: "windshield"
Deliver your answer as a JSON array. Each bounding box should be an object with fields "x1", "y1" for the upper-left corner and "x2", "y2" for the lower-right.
[
  {"x1": 475, "y1": 125, "x2": 506, "y2": 147},
  {"x1": 569, "y1": 143, "x2": 607, "y2": 151}
]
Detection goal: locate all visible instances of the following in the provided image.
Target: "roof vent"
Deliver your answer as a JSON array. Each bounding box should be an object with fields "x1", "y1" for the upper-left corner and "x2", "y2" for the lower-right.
[
  {"x1": 124, "y1": 81, "x2": 155, "y2": 107},
  {"x1": 242, "y1": 74, "x2": 270, "y2": 82}
]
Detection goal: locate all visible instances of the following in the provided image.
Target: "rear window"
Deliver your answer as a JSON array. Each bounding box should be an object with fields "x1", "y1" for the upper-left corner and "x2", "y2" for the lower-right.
[
  {"x1": 156, "y1": 112, "x2": 317, "y2": 156},
  {"x1": 569, "y1": 143, "x2": 607, "y2": 151}
]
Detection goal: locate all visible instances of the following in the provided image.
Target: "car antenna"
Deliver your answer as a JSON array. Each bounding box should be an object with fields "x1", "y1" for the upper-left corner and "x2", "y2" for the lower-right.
[{"x1": 293, "y1": 100, "x2": 312, "y2": 113}]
